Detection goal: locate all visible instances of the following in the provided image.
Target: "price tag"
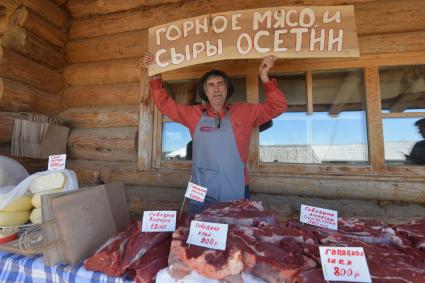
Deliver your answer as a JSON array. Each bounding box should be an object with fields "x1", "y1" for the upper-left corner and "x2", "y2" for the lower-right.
[
  {"x1": 300, "y1": 204, "x2": 338, "y2": 230},
  {"x1": 48, "y1": 154, "x2": 66, "y2": 171},
  {"x1": 319, "y1": 246, "x2": 371, "y2": 282},
  {"x1": 187, "y1": 221, "x2": 228, "y2": 250},
  {"x1": 185, "y1": 182, "x2": 207, "y2": 202},
  {"x1": 142, "y1": 211, "x2": 176, "y2": 232}
]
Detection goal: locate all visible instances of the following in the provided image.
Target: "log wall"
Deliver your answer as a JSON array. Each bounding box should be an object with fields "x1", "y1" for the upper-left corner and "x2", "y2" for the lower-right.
[
  {"x1": 0, "y1": 0, "x2": 68, "y2": 170},
  {"x1": 2, "y1": 0, "x2": 425, "y2": 208},
  {"x1": 60, "y1": 0, "x2": 425, "y2": 206}
]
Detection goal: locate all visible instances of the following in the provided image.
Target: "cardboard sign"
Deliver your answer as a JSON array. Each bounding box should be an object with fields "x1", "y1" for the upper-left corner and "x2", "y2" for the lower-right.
[
  {"x1": 185, "y1": 182, "x2": 207, "y2": 202},
  {"x1": 300, "y1": 204, "x2": 338, "y2": 230},
  {"x1": 142, "y1": 210, "x2": 176, "y2": 232},
  {"x1": 148, "y1": 6, "x2": 359, "y2": 75},
  {"x1": 187, "y1": 221, "x2": 228, "y2": 250},
  {"x1": 319, "y1": 246, "x2": 372, "y2": 282},
  {"x1": 48, "y1": 154, "x2": 66, "y2": 171}
]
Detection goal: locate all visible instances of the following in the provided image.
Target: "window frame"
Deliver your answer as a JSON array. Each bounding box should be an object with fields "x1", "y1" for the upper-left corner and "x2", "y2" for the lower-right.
[{"x1": 149, "y1": 52, "x2": 425, "y2": 177}]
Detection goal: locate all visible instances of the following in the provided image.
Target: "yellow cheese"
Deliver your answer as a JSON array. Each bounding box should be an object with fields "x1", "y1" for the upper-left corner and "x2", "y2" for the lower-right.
[
  {"x1": 30, "y1": 172, "x2": 66, "y2": 194},
  {"x1": 0, "y1": 211, "x2": 30, "y2": 226},
  {"x1": 0, "y1": 195, "x2": 33, "y2": 212},
  {"x1": 30, "y1": 208, "x2": 42, "y2": 224},
  {"x1": 31, "y1": 188, "x2": 63, "y2": 209}
]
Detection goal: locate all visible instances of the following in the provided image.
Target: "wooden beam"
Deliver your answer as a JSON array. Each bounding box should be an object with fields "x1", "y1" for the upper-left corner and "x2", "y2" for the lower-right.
[
  {"x1": 69, "y1": 0, "x2": 425, "y2": 40},
  {"x1": 63, "y1": 57, "x2": 143, "y2": 86},
  {"x1": 2, "y1": 26, "x2": 66, "y2": 70},
  {"x1": 62, "y1": 82, "x2": 141, "y2": 108},
  {"x1": 0, "y1": 46, "x2": 64, "y2": 94},
  {"x1": 21, "y1": 0, "x2": 67, "y2": 29},
  {"x1": 66, "y1": 29, "x2": 147, "y2": 63},
  {"x1": 359, "y1": 31, "x2": 425, "y2": 55},
  {"x1": 10, "y1": 6, "x2": 67, "y2": 48},
  {"x1": 66, "y1": 0, "x2": 183, "y2": 19},
  {"x1": 306, "y1": 71, "x2": 313, "y2": 115},
  {"x1": 247, "y1": 72, "x2": 258, "y2": 171},
  {"x1": 58, "y1": 106, "x2": 139, "y2": 128},
  {"x1": 364, "y1": 66, "x2": 385, "y2": 173},
  {"x1": 138, "y1": 70, "x2": 153, "y2": 171},
  {"x1": 67, "y1": 127, "x2": 138, "y2": 162},
  {"x1": 0, "y1": 78, "x2": 62, "y2": 114}
]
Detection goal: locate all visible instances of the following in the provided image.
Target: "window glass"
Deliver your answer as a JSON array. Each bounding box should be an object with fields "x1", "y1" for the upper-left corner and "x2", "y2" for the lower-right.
[
  {"x1": 161, "y1": 77, "x2": 246, "y2": 160},
  {"x1": 380, "y1": 65, "x2": 425, "y2": 165},
  {"x1": 259, "y1": 69, "x2": 368, "y2": 164}
]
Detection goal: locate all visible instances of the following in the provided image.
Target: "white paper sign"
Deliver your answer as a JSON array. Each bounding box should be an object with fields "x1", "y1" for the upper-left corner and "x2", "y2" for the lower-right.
[
  {"x1": 300, "y1": 204, "x2": 338, "y2": 230},
  {"x1": 48, "y1": 154, "x2": 66, "y2": 171},
  {"x1": 185, "y1": 182, "x2": 208, "y2": 202},
  {"x1": 319, "y1": 246, "x2": 372, "y2": 282},
  {"x1": 142, "y1": 211, "x2": 176, "y2": 232},
  {"x1": 187, "y1": 221, "x2": 228, "y2": 250}
]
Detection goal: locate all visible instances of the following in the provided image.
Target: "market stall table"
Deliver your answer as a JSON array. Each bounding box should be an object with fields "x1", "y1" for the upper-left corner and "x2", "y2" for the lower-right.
[{"x1": 0, "y1": 251, "x2": 134, "y2": 283}]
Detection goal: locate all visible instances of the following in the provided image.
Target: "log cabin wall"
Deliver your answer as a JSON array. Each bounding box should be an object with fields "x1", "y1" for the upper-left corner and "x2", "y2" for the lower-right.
[
  {"x1": 0, "y1": 0, "x2": 68, "y2": 171},
  {"x1": 63, "y1": 0, "x2": 425, "y2": 206},
  {"x1": 1, "y1": 0, "x2": 423, "y2": 210}
]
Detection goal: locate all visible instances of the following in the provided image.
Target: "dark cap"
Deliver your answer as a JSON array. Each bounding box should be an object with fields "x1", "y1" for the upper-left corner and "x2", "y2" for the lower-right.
[{"x1": 198, "y1": 70, "x2": 234, "y2": 102}]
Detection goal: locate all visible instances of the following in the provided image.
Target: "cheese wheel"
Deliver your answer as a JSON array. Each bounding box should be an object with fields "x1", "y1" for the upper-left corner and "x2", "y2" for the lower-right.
[
  {"x1": 30, "y1": 172, "x2": 66, "y2": 194},
  {"x1": 30, "y1": 208, "x2": 42, "y2": 224},
  {"x1": 31, "y1": 188, "x2": 63, "y2": 209},
  {"x1": 0, "y1": 211, "x2": 30, "y2": 226},
  {"x1": 0, "y1": 195, "x2": 33, "y2": 212}
]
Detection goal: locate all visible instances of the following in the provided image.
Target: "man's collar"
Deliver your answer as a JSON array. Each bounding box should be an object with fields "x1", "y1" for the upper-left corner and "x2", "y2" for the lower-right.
[{"x1": 201, "y1": 103, "x2": 230, "y2": 116}]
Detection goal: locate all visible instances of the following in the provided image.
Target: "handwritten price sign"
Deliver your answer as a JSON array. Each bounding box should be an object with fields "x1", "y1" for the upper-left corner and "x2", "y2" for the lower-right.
[
  {"x1": 187, "y1": 221, "x2": 228, "y2": 250},
  {"x1": 319, "y1": 246, "x2": 372, "y2": 282},
  {"x1": 142, "y1": 211, "x2": 176, "y2": 232},
  {"x1": 300, "y1": 204, "x2": 338, "y2": 230},
  {"x1": 185, "y1": 182, "x2": 208, "y2": 202},
  {"x1": 48, "y1": 154, "x2": 66, "y2": 171}
]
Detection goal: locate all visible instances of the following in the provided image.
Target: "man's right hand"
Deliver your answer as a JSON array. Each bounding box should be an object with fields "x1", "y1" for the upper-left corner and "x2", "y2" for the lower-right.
[{"x1": 143, "y1": 52, "x2": 161, "y2": 80}]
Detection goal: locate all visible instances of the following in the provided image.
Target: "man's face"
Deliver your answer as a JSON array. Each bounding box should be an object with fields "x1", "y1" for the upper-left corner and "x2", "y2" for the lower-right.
[{"x1": 204, "y1": 76, "x2": 227, "y2": 110}]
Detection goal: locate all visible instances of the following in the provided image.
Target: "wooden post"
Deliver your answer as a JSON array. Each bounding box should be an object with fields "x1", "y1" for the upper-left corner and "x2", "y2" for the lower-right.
[
  {"x1": 364, "y1": 66, "x2": 385, "y2": 173},
  {"x1": 138, "y1": 68, "x2": 153, "y2": 171}
]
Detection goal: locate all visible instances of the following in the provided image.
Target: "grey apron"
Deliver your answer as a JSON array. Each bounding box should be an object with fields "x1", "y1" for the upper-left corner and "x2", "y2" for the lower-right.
[{"x1": 191, "y1": 110, "x2": 245, "y2": 205}]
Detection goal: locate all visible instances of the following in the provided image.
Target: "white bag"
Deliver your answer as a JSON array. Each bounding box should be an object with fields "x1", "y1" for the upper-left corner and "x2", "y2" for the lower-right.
[
  {"x1": 0, "y1": 156, "x2": 29, "y2": 186},
  {"x1": 0, "y1": 169, "x2": 78, "y2": 210}
]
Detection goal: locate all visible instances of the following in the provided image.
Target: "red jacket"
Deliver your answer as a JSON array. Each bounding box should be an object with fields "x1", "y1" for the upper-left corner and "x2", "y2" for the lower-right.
[{"x1": 151, "y1": 78, "x2": 288, "y2": 183}]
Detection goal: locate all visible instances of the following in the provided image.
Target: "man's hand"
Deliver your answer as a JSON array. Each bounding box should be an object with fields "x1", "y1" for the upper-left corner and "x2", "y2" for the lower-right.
[
  {"x1": 259, "y1": 55, "x2": 277, "y2": 83},
  {"x1": 143, "y1": 52, "x2": 161, "y2": 80}
]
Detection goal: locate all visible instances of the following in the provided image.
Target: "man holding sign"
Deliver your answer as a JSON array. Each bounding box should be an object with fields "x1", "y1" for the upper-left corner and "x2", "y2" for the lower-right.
[{"x1": 143, "y1": 54, "x2": 287, "y2": 211}]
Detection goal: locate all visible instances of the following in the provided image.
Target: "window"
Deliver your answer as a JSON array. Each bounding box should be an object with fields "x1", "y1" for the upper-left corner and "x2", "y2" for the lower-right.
[
  {"x1": 160, "y1": 77, "x2": 247, "y2": 161},
  {"x1": 259, "y1": 69, "x2": 368, "y2": 164},
  {"x1": 380, "y1": 65, "x2": 425, "y2": 165}
]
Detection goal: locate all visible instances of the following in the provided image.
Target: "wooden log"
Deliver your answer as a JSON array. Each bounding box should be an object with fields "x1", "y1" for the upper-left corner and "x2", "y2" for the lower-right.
[
  {"x1": 69, "y1": 0, "x2": 424, "y2": 40},
  {"x1": 51, "y1": 0, "x2": 66, "y2": 6},
  {"x1": 0, "y1": 0, "x2": 66, "y2": 29},
  {"x1": 10, "y1": 7, "x2": 67, "y2": 48},
  {"x1": 66, "y1": 29, "x2": 147, "y2": 63},
  {"x1": 63, "y1": 57, "x2": 143, "y2": 86},
  {"x1": 58, "y1": 106, "x2": 139, "y2": 128},
  {"x1": 359, "y1": 31, "x2": 425, "y2": 55},
  {"x1": 2, "y1": 26, "x2": 66, "y2": 70},
  {"x1": 66, "y1": 0, "x2": 183, "y2": 19},
  {"x1": 67, "y1": 127, "x2": 138, "y2": 162},
  {"x1": 0, "y1": 46, "x2": 64, "y2": 94},
  {"x1": 67, "y1": 159, "x2": 425, "y2": 203},
  {"x1": 62, "y1": 82, "x2": 140, "y2": 108}
]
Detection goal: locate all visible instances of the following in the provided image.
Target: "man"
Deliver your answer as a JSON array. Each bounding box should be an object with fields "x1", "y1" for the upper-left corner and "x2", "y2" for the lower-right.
[
  {"x1": 143, "y1": 54, "x2": 287, "y2": 210},
  {"x1": 406, "y1": 118, "x2": 425, "y2": 165}
]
